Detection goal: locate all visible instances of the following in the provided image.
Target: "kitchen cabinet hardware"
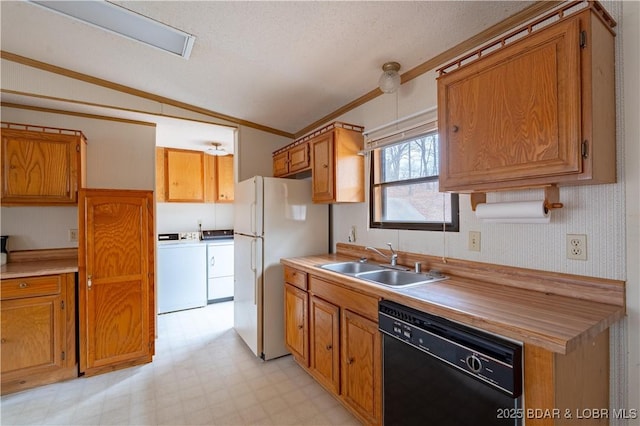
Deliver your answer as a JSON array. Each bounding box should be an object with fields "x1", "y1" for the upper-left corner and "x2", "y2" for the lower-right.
[
  {"x1": 87, "y1": 275, "x2": 92, "y2": 289},
  {"x1": 18, "y1": 282, "x2": 28, "y2": 289}
]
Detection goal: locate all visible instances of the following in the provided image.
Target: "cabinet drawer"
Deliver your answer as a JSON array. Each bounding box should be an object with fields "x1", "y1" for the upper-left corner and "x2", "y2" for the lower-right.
[
  {"x1": 285, "y1": 267, "x2": 307, "y2": 290},
  {"x1": 309, "y1": 276, "x2": 378, "y2": 321},
  {"x1": 1, "y1": 275, "x2": 61, "y2": 300}
]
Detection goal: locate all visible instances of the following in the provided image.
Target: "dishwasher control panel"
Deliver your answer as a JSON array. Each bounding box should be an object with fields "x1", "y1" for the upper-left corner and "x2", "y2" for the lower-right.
[{"x1": 379, "y1": 300, "x2": 522, "y2": 397}]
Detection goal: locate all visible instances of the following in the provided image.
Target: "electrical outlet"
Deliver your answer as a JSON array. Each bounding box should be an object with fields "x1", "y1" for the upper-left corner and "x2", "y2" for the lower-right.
[
  {"x1": 348, "y1": 226, "x2": 357, "y2": 243},
  {"x1": 69, "y1": 229, "x2": 78, "y2": 242},
  {"x1": 468, "y1": 231, "x2": 481, "y2": 252},
  {"x1": 567, "y1": 234, "x2": 587, "y2": 260}
]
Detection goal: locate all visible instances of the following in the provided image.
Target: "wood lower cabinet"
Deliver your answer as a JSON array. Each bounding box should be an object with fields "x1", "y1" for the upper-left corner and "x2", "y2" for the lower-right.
[
  {"x1": 79, "y1": 189, "x2": 154, "y2": 376},
  {"x1": 283, "y1": 269, "x2": 381, "y2": 425},
  {"x1": 0, "y1": 273, "x2": 77, "y2": 395},
  {"x1": 341, "y1": 309, "x2": 381, "y2": 424},
  {"x1": 524, "y1": 331, "x2": 610, "y2": 426},
  {"x1": 309, "y1": 295, "x2": 340, "y2": 394},
  {"x1": 1, "y1": 124, "x2": 86, "y2": 206},
  {"x1": 437, "y1": 5, "x2": 616, "y2": 192},
  {"x1": 284, "y1": 283, "x2": 309, "y2": 366}
]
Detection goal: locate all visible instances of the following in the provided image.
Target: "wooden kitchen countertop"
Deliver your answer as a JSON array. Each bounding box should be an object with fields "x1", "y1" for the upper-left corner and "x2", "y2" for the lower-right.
[
  {"x1": 281, "y1": 250, "x2": 625, "y2": 355},
  {"x1": 1, "y1": 248, "x2": 78, "y2": 279}
]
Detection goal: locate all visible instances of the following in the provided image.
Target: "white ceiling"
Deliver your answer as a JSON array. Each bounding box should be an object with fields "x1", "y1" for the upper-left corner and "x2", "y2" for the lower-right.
[{"x1": 1, "y1": 1, "x2": 535, "y2": 147}]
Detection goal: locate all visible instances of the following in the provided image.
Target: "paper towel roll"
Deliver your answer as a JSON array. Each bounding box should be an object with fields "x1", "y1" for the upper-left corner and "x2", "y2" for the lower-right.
[{"x1": 475, "y1": 200, "x2": 550, "y2": 223}]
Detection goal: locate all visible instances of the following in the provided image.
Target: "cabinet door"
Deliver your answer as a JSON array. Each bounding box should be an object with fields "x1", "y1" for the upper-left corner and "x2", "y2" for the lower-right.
[
  {"x1": 284, "y1": 283, "x2": 308, "y2": 366},
  {"x1": 164, "y1": 148, "x2": 204, "y2": 202},
  {"x1": 0, "y1": 294, "x2": 64, "y2": 377},
  {"x1": 1, "y1": 130, "x2": 79, "y2": 204},
  {"x1": 342, "y1": 309, "x2": 381, "y2": 424},
  {"x1": 273, "y1": 151, "x2": 289, "y2": 177},
  {"x1": 216, "y1": 155, "x2": 234, "y2": 202},
  {"x1": 312, "y1": 134, "x2": 335, "y2": 203},
  {"x1": 79, "y1": 189, "x2": 154, "y2": 376},
  {"x1": 438, "y1": 16, "x2": 582, "y2": 191},
  {"x1": 310, "y1": 295, "x2": 340, "y2": 393},
  {"x1": 155, "y1": 147, "x2": 165, "y2": 202},
  {"x1": 289, "y1": 143, "x2": 310, "y2": 173}
]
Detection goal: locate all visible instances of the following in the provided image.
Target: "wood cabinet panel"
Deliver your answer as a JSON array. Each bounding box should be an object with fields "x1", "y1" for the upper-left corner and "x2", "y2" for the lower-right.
[
  {"x1": 341, "y1": 309, "x2": 381, "y2": 425},
  {"x1": 311, "y1": 134, "x2": 335, "y2": 202},
  {"x1": 309, "y1": 295, "x2": 340, "y2": 394},
  {"x1": 289, "y1": 143, "x2": 310, "y2": 174},
  {"x1": 437, "y1": 7, "x2": 615, "y2": 192},
  {"x1": 155, "y1": 147, "x2": 165, "y2": 202},
  {"x1": 0, "y1": 126, "x2": 86, "y2": 205},
  {"x1": 285, "y1": 266, "x2": 307, "y2": 291},
  {"x1": 284, "y1": 283, "x2": 308, "y2": 366},
  {"x1": 216, "y1": 155, "x2": 234, "y2": 202},
  {"x1": 1, "y1": 275, "x2": 61, "y2": 299},
  {"x1": 164, "y1": 148, "x2": 204, "y2": 202},
  {"x1": 1, "y1": 272, "x2": 76, "y2": 395},
  {"x1": 273, "y1": 151, "x2": 289, "y2": 177},
  {"x1": 79, "y1": 189, "x2": 154, "y2": 376}
]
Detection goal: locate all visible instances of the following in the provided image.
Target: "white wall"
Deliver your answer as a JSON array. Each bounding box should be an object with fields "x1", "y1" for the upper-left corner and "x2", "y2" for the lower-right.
[
  {"x1": 236, "y1": 125, "x2": 292, "y2": 181},
  {"x1": 0, "y1": 106, "x2": 156, "y2": 251},
  {"x1": 331, "y1": 1, "x2": 637, "y2": 418},
  {"x1": 156, "y1": 203, "x2": 234, "y2": 233}
]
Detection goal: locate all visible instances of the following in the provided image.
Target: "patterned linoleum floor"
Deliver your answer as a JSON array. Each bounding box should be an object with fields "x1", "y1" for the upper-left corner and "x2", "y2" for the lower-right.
[{"x1": 0, "y1": 302, "x2": 359, "y2": 426}]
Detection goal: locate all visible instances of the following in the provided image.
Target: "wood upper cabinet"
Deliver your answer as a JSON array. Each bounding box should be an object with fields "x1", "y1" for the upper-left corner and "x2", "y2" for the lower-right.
[
  {"x1": 311, "y1": 127, "x2": 364, "y2": 203},
  {"x1": 0, "y1": 273, "x2": 77, "y2": 395},
  {"x1": 309, "y1": 295, "x2": 340, "y2": 394},
  {"x1": 163, "y1": 148, "x2": 205, "y2": 202},
  {"x1": 284, "y1": 283, "x2": 308, "y2": 366},
  {"x1": 342, "y1": 309, "x2": 381, "y2": 425},
  {"x1": 78, "y1": 189, "x2": 154, "y2": 377},
  {"x1": 437, "y1": 6, "x2": 616, "y2": 192},
  {"x1": 273, "y1": 142, "x2": 311, "y2": 177},
  {"x1": 157, "y1": 147, "x2": 233, "y2": 203},
  {"x1": 0, "y1": 125, "x2": 86, "y2": 205}
]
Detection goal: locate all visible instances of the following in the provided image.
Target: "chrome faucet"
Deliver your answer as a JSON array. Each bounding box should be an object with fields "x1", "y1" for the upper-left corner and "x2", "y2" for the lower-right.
[{"x1": 365, "y1": 243, "x2": 399, "y2": 266}]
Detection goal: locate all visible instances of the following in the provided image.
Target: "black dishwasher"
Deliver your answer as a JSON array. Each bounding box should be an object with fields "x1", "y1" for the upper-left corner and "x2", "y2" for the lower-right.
[{"x1": 379, "y1": 300, "x2": 523, "y2": 426}]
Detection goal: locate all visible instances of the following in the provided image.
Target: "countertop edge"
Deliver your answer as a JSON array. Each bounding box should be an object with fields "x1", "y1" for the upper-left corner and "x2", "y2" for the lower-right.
[{"x1": 281, "y1": 255, "x2": 625, "y2": 355}]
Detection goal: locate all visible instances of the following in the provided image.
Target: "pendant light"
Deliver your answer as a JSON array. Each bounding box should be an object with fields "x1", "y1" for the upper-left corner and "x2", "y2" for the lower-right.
[
  {"x1": 378, "y1": 62, "x2": 401, "y2": 94},
  {"x1": 207, "y1": 142, "x2": 228, "y2": 156}
]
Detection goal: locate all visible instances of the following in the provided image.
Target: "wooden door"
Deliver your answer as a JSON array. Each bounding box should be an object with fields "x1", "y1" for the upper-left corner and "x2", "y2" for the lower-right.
[
  {"x1": 438, "y1": 15, "x2": 582, "y2": 192},
  {"x1": 342, "y1": 309, "x2": 381, "y2": 424},
  {"x1": 284, "y1": 283, "x2": 308, "y2": 366},
  {"x1": 309, "y1": 295, "x2": 340, "y2": 393},
  {"x1": 1, "y1": 129, "x2": 78, "y2": 204},
  {"x1": 78, "y1": 189, "x2": 154, "y2": 376},
  {"x1": 164, "y1": 148, "x2": 204, "y2": 202},
  {"x1": 311, "y1": 134, "x2": 335, "y2": 203}
]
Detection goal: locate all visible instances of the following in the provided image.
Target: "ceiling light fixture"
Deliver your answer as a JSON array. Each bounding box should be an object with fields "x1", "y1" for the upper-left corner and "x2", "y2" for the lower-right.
[
  {"x1": 28, "y1": 0, "x2": 196, "y2": 59},
  {"x1": 378, "y1": 62, "x2": 402, "y2": 94},
  {"x1": 206, "y1": 142, "x2": 229, "y2": 156}
]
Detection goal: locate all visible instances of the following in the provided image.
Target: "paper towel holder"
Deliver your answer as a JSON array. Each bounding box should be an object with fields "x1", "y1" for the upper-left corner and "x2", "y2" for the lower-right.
[{"x1": 470, "y1": 185, "x2": 564, "y2": 212}]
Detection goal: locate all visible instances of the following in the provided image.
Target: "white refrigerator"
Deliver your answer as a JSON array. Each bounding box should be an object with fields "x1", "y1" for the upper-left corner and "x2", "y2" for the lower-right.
[{"x1": 234, "y1": 176, "x2": 328, "y2": 360}]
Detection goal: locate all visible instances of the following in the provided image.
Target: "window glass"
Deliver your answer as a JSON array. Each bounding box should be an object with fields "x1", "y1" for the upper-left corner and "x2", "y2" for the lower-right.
[{"x1": 370, "y1": 131, "x2": 459, "y2": 231}]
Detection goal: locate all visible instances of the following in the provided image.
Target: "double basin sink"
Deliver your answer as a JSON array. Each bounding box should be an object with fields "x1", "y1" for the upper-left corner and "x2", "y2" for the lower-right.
[{"x1": 319, "y1": 261, "x2": 447, "y2": 288}]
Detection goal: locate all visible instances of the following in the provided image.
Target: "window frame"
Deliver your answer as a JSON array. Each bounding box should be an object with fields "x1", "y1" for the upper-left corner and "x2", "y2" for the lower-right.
[{"x1": 369, "y1": 131, "x2": 459, "y2": 232}]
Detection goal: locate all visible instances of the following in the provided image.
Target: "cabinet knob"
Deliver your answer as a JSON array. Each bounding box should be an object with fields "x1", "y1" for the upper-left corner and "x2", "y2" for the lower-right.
[
  {"x1": 452, "y1": 125, "x2": 459, "y2": 133},
  {"x1": 1, "y1": 338, "x2": 6, "y2": 344},
  {"x1": 322, "y1": 164, "x2": 328, "y2": 168},
  {"x1": 87, "y1": 275, "x2": 93, "y2": 290},
  {"x1": 326, "y1": 344, "x2": 332, "y2": 351},
  {"x1": 298, "y1": 325, "x2": 304, "y2": 330},
  {"x1": 347, "y1": 357, "x2": 354, "y2": 365},
  {"x1": 19, "y1": 282, "x2": 29, "y2": 289}
]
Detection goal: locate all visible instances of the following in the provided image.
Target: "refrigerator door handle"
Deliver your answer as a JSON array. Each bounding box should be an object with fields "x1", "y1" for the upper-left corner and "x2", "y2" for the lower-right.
[
  {"x1": 250, "y1": 238, "x2": 257, "y2": 305},
  {"x1": 250, "y1": 202, "x2": 256, "y2": 235}
]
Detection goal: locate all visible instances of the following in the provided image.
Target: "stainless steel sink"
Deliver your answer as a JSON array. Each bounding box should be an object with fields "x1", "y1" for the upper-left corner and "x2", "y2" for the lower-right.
[
  {"x1": 355, "y1": 269, "x2": 447, "y2": 288},
  {"x1": 320, "y1": 261, "x2": 447, "y2": 288},
  {"x1": 319, "y1": 261, "x2": 386, "y2": 275}
]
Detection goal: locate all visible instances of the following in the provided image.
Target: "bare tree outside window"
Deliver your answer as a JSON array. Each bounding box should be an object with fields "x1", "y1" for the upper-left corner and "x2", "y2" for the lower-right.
[{"x1": 370, "y1": 131, "x2": 459, "y2": 231}]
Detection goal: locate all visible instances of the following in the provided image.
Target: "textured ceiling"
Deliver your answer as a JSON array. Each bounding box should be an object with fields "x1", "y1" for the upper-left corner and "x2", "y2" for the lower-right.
[{"x1": 1, "y1": 1, "x2": 535, "y2": 138}]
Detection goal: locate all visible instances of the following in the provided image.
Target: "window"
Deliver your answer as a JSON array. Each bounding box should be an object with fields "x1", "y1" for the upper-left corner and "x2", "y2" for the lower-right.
[{"x1": 370, "y1": 130, "x2": 459, "y2": 231}]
